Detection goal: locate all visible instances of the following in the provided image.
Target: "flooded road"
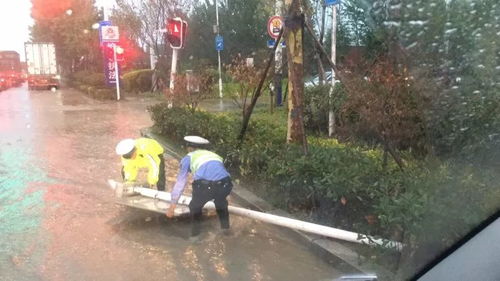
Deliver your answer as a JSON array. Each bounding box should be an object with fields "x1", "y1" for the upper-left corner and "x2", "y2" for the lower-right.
[{"x1": 0, "y1": 85, "x2": 343, "y2": 280}]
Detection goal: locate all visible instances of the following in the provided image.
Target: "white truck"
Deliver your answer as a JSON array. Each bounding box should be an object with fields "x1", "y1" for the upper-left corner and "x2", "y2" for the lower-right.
[{"x1": 24, "y1": 43, "x2": 60, "y2": 90}]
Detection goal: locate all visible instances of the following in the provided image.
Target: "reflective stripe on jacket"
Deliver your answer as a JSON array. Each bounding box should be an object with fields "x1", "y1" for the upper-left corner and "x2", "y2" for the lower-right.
[{"x1": 188, "y1": 149, "x2": 223, "y2": 175}]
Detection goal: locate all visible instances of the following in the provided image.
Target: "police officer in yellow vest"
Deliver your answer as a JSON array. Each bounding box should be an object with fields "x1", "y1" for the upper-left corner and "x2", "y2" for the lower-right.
[
  {"x1": 166, "y1": 136, "x2": 233, "y2": 239},
  {"x1": 115, "y1": 138, "x2": 166, "y2": 191}
]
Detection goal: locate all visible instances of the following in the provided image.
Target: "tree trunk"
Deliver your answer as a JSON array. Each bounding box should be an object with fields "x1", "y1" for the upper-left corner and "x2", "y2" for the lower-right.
[{"x1": 285, "y1": 0, "x2": 308, "y2": 154}]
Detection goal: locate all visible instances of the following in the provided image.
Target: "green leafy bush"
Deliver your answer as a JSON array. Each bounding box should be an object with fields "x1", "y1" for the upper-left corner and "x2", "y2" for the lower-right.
[
  {"x1": 148, "y1": 104, "x2": 286, "y2": 175},
  {"x1": 303, "y1": 84, "x2": 346, "y2": 135},
  {"x1": 70, "y1": 71, "x2": 105, "y2": 87},
  {"x1": 148, "y1": 104, "x2": 500, "y2": 274},
  {"x1": 122, "y1": 69, "x2": 153, "y2": 93}
]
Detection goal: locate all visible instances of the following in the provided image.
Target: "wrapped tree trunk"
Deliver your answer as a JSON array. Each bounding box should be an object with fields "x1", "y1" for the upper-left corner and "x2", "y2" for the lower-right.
[{"x1": 285, "y1": 0, "x2": 308, "y2": 154}]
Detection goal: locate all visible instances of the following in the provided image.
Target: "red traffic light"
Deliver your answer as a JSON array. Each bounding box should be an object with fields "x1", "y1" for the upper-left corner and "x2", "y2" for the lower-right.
[{"x1": 166, "y1": 18, "x2": 188, "y2": 49}]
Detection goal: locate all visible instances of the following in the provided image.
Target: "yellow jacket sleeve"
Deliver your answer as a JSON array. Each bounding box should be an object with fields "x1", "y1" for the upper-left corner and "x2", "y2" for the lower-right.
[
  {"x1": 145, "y1": 154, "x2": 161, "y2": 185},
  {"x1": 122, "y1": 159, "x2": 138, "y2": 183}
]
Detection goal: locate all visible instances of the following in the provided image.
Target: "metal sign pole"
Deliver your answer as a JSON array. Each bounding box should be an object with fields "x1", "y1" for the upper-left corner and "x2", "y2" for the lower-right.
[{"x1": 113, "y1": 44, "x2": 121, "y2": 101}]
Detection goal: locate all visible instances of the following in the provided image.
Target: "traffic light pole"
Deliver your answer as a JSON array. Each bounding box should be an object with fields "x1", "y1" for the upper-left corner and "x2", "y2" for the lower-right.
[
  {"x1": 169, "y1": 48, "x2": 178, "y2": 108},
  {"x1": 113, "y1": 44, "x2": 121, "y2": 101}
]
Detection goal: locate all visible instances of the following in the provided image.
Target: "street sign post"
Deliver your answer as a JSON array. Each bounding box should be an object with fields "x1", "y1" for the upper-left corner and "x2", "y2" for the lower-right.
[
  {"x1": 267, "y1": 39, "x2": 286, "y2": 48},
  {"x1": 267, "y1": 39, "x2": 276, "y2": 48},
  {"x1": 98, "y1": 21, "x2": 111, "y2": 43},
  {"x1": 102, "y1": 42, "x2": 116, "y2": 86},
  {"x1": 112, "y1": 44, "x2": 121, "y2": 100},
  {"x1": 100, "y1": 25, "x2": 121, "y2": 100},
  {"x1": 215, "y1": 35, "x2": 224, "y2": 51},
  {"x1": 101, "y1": 26, "x2": 120, "y2": 43},
  {"x1": 325, "y1": 0, "x2": 340, "y2": 6},
  {"x1": 102, "y1": 42, "x2": 121, "y2": 100},
  {"x1": 267, "y1": 16, "x2": 283, "y2": 39}
]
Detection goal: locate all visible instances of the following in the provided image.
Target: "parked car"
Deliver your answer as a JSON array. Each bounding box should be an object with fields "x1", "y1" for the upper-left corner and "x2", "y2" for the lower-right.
[
  {"x1": 305, "y1": 71, "x2": 340, "y2": 87},
  {"x1": 0, "y1": 77, "x2": 7, "y2": 91}
]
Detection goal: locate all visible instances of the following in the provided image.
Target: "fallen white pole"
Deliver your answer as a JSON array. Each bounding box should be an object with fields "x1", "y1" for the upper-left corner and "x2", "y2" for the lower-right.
[{"x1": 109, "y1": 181, "x2": 403, "y2": 251}]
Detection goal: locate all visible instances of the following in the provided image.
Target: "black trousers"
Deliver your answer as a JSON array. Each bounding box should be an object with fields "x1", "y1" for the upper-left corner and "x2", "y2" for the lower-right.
[
  {"x1": 157, "y1": 154, "x2": 166, "y2": 191},
  {"x1": 121, "y1": 154, "x2": 166, "y2": 191},
  {"x1": 189, "y1": 177, "x2": 233, "y2": 236}
]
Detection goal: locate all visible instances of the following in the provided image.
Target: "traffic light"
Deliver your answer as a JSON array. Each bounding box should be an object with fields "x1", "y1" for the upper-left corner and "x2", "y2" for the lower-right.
[{"x1": 166, "y1": 18, "x2": 188, "y2": 49}]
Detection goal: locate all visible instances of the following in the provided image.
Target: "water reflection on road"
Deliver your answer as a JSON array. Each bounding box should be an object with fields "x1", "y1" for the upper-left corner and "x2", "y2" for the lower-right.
[{"x1": 0, "y1": 85, "x2": 342, "y2": 280}]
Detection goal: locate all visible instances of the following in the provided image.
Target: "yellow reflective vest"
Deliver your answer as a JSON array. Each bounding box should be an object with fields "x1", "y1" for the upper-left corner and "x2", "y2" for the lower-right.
[
  {"x1": 188, "y1": 150, "x2": 223, "y2": 174},
  {"x1": 121, "y1": 138, "x2": 164, "y2": 185}
]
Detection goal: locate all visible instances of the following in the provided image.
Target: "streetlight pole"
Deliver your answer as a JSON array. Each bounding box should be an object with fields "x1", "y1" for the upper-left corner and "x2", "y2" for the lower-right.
[
  {"x1": 216, "y1": 0, "x2": 223, "y2": 99},
  {"x1": 328, "y1": 5, "x2": 337, "y2": 137}
]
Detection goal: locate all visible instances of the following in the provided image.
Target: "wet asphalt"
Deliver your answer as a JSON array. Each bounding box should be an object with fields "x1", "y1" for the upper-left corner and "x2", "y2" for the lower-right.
[{"x1": 0, "y1": 85, "x2": 343, "y2": 281}]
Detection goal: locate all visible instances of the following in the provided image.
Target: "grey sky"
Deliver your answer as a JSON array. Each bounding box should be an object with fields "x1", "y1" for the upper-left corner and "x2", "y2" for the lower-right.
[
  {"x1": 0, "y1": 0, "x2": 33, "y2": 61},
  {"x1": 0, "y1": 0, "x2": 113, "y2": 61}
]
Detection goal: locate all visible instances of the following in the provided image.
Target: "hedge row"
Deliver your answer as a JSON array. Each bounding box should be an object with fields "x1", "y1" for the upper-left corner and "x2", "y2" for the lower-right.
[
  {"x1": 122, "y1": 69, "x2": 153, "y2": 93},
  {"x1": 69, "y1": 69, "x2": 154, "y2": 99},
  {"x1": 68, "y1": 71, "x2": 115, "y2": 100},
  {"x1": 148, "y1": 104, "x2": 500, "y2": 277}
]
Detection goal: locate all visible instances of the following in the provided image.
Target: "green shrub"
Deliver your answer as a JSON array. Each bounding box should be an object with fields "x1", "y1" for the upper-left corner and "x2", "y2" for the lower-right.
[
  {"x1": 92, "y1": 88, "x2": 115, "y2": 100},
  {"x1": 303, "y1": 84, "x2": 346, "y2": 135},
  {"x1": 148, "y1": 104, "x2": 500, "y2": 273},
  {"x1": 83, "y1": 73, "x2": 105, "y2": 87},
  {"x1": 122, "y1": 69, "x2": 153, "y2": 93},
  {"x1": 70, "y1": 71, "x2": 105, "y2": 87}
]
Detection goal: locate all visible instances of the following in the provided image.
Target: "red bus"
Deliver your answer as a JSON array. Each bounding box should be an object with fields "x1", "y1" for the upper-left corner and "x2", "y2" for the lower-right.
[{"x1": 0, "y1": 51, "x2": 23, "y2": 89}]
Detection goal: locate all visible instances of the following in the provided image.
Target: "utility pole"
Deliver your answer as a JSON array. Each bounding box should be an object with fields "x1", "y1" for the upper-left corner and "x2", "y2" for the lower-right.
[
  {"x1": 215, "y1": 0, "x2": 223, "y2": 98},
  {"x1": 328, "y1": 4, "x2": 337, "y2": 137},
  {"x1": 274, "y1": 0, "x2": 284, "y2": 106}
]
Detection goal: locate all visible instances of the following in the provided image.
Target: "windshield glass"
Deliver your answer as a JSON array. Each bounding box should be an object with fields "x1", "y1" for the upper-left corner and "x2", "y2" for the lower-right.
[{"x1": 0, "y1": 0, "x2": 498, "y2": 280}]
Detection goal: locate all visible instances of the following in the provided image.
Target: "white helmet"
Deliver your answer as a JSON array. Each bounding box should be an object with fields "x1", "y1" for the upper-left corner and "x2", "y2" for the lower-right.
[
  {"x1": 115, "y1": 139, "x2": 136, "y2": 155},
  {"x1": 184, "y1": 136, "x2": 210, "y2": 146}
]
